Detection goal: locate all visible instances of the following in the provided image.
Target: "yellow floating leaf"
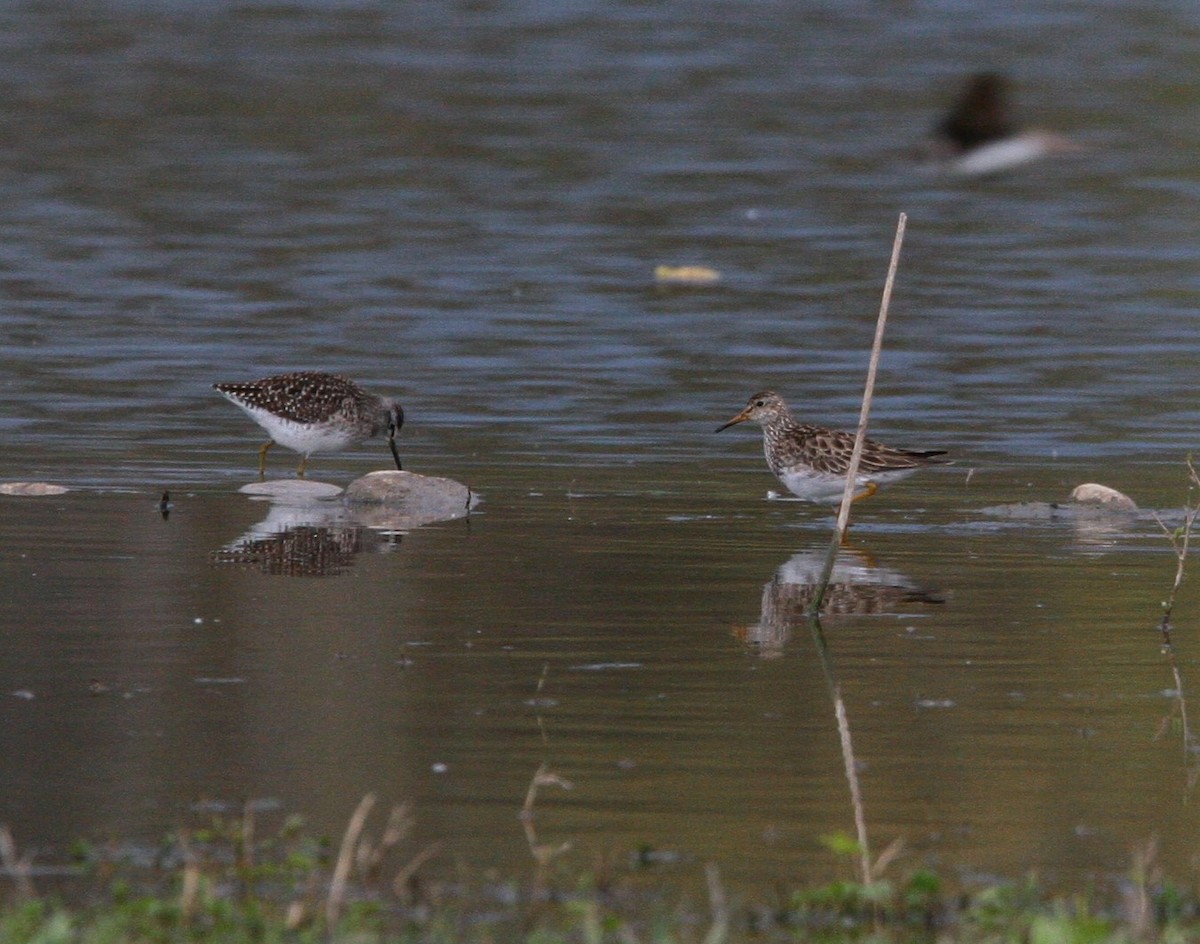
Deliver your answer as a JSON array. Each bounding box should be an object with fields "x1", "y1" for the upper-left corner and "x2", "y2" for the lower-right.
[{"x1": 654, "y1": 264, "x2": 721, "y2": 285}]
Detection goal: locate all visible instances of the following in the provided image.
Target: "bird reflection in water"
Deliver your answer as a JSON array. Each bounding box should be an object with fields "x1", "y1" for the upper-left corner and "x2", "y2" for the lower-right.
[
  {"x1": 735, "y1": 547, "x2": 944, "y2": 657},
  {"x1": 210, "y1": 499, "x2": 402, "y2": 578},
  {"x1": 211, "y1": 477, "x2": 475, "y2": 578},
  {"x1": 211, "y1": 524, "x2": 365, "y2": 577}
]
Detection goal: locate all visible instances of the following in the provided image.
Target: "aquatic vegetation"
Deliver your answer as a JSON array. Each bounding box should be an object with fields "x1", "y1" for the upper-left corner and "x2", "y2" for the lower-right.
[{"x1": 2, "y1": 813, "x2": 1200, "y2": 943}]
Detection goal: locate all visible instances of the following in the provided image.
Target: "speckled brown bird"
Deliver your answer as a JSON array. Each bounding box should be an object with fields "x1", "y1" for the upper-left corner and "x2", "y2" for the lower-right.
[
  {"x1": 715, "y1": 390, "x2": 945, "y2": 504},
  {"x1": 214, "y1": 371, "x2": 403, "y2": 478}
]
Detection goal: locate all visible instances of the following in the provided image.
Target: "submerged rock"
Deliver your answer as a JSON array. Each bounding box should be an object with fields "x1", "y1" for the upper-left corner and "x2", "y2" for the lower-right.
[
  {"x1": 344, "y1": 470, "x2": 476, "y2": 525},
  {"x1": 981, "y1": 482, "x2": 1139, "y2": 520}
]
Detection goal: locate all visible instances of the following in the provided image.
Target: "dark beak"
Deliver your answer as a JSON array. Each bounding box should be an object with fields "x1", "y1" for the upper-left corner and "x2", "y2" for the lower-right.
[
  {"x1": 388, "y1": 426, "x2": 402, "y2": 471},
  {"x1": 715, "y1": 407, "x2": 752, "y2": 433},
  {"x1": 387, "y1": 405, "x2": 404, "y2": 471}
]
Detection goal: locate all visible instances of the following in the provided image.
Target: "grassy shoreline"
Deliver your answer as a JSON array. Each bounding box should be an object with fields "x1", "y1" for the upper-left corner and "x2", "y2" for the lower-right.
[{"x1": 2, "y1": 812, "x2": 1199, "y2": 943}]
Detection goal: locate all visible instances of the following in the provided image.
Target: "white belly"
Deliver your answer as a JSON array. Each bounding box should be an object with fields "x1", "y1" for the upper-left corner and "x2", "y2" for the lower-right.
[
  {"x1": 948, "y1": 133, "x2": 1054, "y2": 176},
  {"x1": 777, "y1": 466, "x2": 917, "y2": 504},
  {"x1": 241, "y1": 406, "x2": 359, "y2": 456}
]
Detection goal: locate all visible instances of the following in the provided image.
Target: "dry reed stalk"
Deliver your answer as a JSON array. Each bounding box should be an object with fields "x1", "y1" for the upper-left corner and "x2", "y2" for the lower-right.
[
  {"x1": 800, "y1": 214, "x2": 907, "y2": 886},
  {"x1": 358, "y1": 801, "x2": 413, "y2": 881},
  {"x1": 805, "y1": 618, "x2": 875, "y2": 886},
  {"x1": 809, "y1": 213, "x2": 908, "y2": 615},
  {"x1": 1122, "y1": 836, "x2": 1160, "y2": 940},
  {"x1": 0, "y1": 826, "x2": 34, "y2": 899},
  {"x1": 326, "y1": 793, "x2": 376, "y2": 929},
  {"x1": 520, "y1": 762, "x2": 574, "y2": 819},
  {"x1": 534, "y1": 663, "x2": 552, "y2": 746},
  {"x1": 1153, "y1": 456, "x2": 1200, "y2": 646},
  {"x1": 176, "y1": 830, "x2": 201, "y2": 920},
  {"x1": 286, "y1": 862, "x2": 324, "y2": 931},
  {"x1": 834, "y1": 686, "x2": 873, "y2": 883},
  {"x1": 872, "y1": 835, "x2": 905, "y2": 877},
  {"x1": 238, "y1": 800, "x2": 255, "y2": 871},
  {"x1": 521, "y1": 762, "x2": 573, "y2": 925},
  {"x1": 520, "y1": 763, "x2": 574, "y2": 866},
  {"x1": 1152, "y1": 459, "x2": 1200, "y2": 791},
  {"x1": 285, "y1": 899, "x2": 309, "y2": 931},
  {"x1": 392, "y1": 841, "x2": 443, "y2": 900},
  {"x1": 702, "y1": 863, "x2": 730, "y2": 944}
]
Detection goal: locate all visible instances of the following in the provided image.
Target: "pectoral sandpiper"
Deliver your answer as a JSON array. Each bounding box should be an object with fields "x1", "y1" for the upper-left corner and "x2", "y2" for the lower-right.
[{"x1": 716, "y1": 391, "x2": 945, "y2": 504}]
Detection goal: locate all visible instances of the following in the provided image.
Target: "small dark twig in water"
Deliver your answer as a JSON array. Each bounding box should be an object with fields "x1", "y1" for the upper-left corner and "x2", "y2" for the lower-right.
[
  {"x1": 1152, "y1": 456, "x2": 1200, "y2": 648},
  {"x1": 1151, "y1": 457, "x2": 1200, "y2": 795}
]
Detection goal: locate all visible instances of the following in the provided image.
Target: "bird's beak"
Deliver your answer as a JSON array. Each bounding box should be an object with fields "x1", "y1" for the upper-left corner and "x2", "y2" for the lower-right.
[
  {"x1": 388, "y1": 425, "x2": 402, "y2": 471},
  {"x1": 715, "y1": 407, "x2": 752, "y2": 433}
]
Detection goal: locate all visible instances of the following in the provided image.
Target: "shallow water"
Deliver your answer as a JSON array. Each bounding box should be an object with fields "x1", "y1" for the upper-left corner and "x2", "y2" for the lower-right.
[{"x1": 3, "y1": 0, "x2": 1200, "y2": 892}]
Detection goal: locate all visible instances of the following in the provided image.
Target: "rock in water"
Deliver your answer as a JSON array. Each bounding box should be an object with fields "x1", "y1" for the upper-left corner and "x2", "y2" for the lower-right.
[
  {"x1": 981, "y1": 482, "x2": 1140, "y2": 521},
  {"x1": 344, "y1": 470, "x2": 476, "y2": 524},
  {"x1": 1068, "y1": 483, "x2": 1137, "y2": 511},
  {"x1": 237, "y1": 479, "x2": 345, "y2": 501}
]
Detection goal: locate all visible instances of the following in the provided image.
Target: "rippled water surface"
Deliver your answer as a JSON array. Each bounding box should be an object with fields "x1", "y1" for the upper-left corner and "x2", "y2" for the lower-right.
[{"x1": 3, "y1": 0, "x2": 1200, "y2": 891}]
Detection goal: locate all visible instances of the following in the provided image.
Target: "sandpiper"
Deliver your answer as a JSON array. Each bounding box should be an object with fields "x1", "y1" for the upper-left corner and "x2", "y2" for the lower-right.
[
  {"x1": 214, "y1": 371, "x2": 403, "y2": 478},
  {"x1": 716, "y1": 391, "x2": 946, "y2": 504},
  {"x1": 925, "y1": 72, "x2": 1077, "y2": 175}
]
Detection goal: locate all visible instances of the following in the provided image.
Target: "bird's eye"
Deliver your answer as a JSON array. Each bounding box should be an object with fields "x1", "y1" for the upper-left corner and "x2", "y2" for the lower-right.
[{"x1": 755, "y1": 399, "x2": 765, "y2": 407}]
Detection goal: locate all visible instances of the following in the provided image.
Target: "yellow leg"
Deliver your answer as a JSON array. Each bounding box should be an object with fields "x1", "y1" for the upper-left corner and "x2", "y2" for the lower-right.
[
  {"x1": 840, "y1": 482, "x2": 879, "y2": 544},
  {"x1": 850, "y1": 481, "x2": 878, "y2": 504},
  {"x1": 257, "y1": 441, "x2": 274, "y2": 479},
  {"x1": 297, "y1": 455, "x2": 308, "y2": 478}
]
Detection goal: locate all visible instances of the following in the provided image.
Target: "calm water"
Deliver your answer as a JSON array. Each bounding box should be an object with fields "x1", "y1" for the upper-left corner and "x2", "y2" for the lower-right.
[{"x1": 3, "y1": 0, "x2": 1200, "y2": 893}]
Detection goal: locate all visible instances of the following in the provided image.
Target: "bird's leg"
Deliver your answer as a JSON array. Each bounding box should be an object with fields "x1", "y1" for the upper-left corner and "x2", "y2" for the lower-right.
[
  {"x1": 837, "y1": 483, "x2": 879, "y2": 544},
  {"x1": 388, "y1": 433, "x2": 402, "y2": 471},
  {"x1": 850, "y1": 481, "x2": 878, "y2": 504},
  {"x1": 297, "y1": 455, "x2": 308, "y2": 479},
  {"x1": 257, "y1": 441, "x2": 274, "y2": 479}
]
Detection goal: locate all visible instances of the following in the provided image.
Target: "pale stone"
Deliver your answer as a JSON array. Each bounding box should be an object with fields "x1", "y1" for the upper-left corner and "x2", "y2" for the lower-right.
[
  {"x1": 1069, "y1": 482, "x2": 1137, "y2": 511},
  {"x1": 237, "y1": 479, "x2": 344, "y2": 500},
  {"x1": 344, "y1": 470, "x2": 476, "y2": 524}
]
